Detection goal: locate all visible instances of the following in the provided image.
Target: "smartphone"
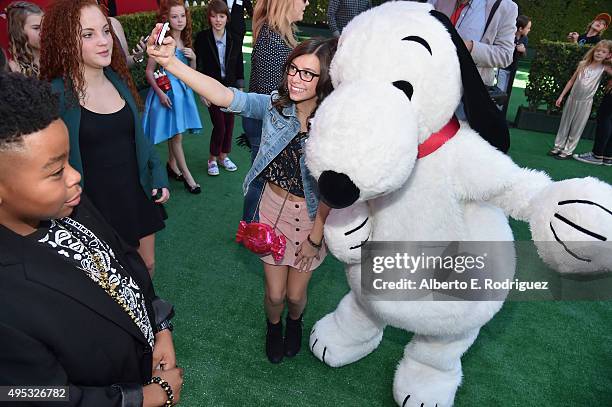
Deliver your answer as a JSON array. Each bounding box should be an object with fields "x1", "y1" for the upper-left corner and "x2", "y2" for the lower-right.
[{"x1": 155, "y1": 22, "x2": 170, "y2": 47}]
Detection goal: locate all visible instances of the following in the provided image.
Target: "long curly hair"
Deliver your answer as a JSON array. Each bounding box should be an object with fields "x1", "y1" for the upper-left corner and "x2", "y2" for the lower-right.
[
  {"x1": 7, "y1": 1, "x2": 43, "y2": 77},
  {"x1": 158, "y1": 0, "x2": 193, "y2": 49},
  {"x1": 273, "y1": 37, "x2": 338, "y2": 125},
  {"x1": 39, "y1": 0, "x2": 140, "y2": 107}
]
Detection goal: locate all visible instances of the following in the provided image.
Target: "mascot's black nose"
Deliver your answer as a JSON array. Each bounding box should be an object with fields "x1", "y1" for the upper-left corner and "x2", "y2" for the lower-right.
[{"x1": 318, "y1": 170, "x2": 360, "y2": 209}]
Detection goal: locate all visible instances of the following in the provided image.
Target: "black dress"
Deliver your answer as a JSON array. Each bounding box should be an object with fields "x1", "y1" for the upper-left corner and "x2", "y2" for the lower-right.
[{"x1": 79, "y1": 102, "x2": 165, "y2": 247}]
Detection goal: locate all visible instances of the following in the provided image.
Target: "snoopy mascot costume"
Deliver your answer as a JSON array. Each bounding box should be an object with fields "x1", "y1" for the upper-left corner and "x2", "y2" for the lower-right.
[{"x1": 305, "y1": 2, "x2": 612, "y2": 406}]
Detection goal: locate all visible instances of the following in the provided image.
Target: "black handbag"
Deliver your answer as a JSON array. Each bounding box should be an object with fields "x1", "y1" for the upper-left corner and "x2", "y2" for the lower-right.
[
  {"x1": 483, "y1": 0, "x2": 507, "y2": 107},
  {"x1": 487, "y1": 85, "x2": 508, "y2": 106}
]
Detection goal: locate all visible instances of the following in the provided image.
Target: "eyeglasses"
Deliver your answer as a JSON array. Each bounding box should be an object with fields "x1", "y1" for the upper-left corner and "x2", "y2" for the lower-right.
[{"x1": 287, "y1": 64, "x2": 320, "y2": 82}]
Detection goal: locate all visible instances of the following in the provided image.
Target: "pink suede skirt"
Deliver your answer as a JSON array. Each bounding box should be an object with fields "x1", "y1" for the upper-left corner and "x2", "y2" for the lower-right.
[{"x1": 258, "y1": 183, "x2": 326, "y2": 269}]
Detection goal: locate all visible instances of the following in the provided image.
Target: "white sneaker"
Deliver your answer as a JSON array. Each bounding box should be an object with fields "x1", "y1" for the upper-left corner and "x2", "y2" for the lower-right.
[
  {"x1": 220, "y1": 157, "x2": 238, "y2": 172},
  {"x1": 573, "y1": 152, "x2": 603, "y2": 165},
  {"x1": 207, "y1": 160, "x2": 219, "y2": 176}
]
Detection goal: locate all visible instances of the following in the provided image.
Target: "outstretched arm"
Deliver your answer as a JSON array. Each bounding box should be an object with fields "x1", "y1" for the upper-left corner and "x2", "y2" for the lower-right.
[
  {"x1": 451, "y1": 131, "x2": 552, "y2": 222},
  {"x1": 147, "y1": 25, "x2": 234, "y2": 108},
  {"x1": 451, "y1": 131, "x2": 612, "y2": 275}
]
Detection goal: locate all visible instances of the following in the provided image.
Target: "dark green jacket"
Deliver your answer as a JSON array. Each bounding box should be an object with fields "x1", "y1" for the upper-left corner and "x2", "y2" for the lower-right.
[{"x1": 51, "y1": 68, "x2": 169, "y2": 195}]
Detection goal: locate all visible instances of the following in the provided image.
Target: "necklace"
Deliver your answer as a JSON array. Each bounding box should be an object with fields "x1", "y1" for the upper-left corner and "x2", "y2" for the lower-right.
[{"x1": 53, "y1": 220, "x2": 139, "y2": 327}]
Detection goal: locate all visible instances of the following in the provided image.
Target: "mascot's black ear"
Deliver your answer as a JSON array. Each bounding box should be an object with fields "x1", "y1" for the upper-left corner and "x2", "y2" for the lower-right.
[{"x1": 429, "y1": 10, "x2": 510, "y2": 153}]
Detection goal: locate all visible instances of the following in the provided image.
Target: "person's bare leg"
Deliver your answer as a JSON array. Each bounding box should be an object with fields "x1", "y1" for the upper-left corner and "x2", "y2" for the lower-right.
[
  {"x1": 167, "y1": 142, "x2": 180, "y2": 175},
  {"x1": 263, "y1": 263, "x2": 289, "y2": 323},
  {"x1": 169, "y1": 134, "x2": 198, "y2": 188},
  {"x1": 286, "y1": 267, "x2": 313, "y2": 319},
  {"x1": 137, "y1": 233, "x2": 156, "y2": 278}
]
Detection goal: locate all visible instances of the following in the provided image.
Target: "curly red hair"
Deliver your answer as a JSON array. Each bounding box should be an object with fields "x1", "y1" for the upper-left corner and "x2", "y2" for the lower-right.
[
  {"x1": 158, "y1": 0, "x2": 193, "y2": 49},
  {"x1": 39, "y1": 0, "x2": 140, "y2": 107}
]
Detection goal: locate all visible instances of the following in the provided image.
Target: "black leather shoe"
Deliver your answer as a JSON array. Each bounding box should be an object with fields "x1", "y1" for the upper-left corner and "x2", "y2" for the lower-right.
[
  {"x1": 166, "y1": 163, "x2": 184, "y2": 181},
  {"x1": 266, "y1": 320, "x2": 284, "y2": 363},
  {"x1": 284, "y1": 314, "x2": 302, "y2": 357},
  {"x1": 183, "y1": 179, "x2": 201, "y2": 194}
]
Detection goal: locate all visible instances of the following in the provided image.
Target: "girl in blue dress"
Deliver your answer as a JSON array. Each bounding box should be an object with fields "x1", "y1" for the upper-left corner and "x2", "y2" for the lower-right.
[{"x1": 143, "y1": 0, "x2": 203, "y2": 194}]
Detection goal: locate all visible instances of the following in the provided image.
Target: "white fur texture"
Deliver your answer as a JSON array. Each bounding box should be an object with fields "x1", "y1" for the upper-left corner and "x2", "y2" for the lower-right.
[
  {"x1": 307, "y1": 2, "x2": 612, "y2": 406},
  {"x1": 323, "y1": 202, "x2": 371, "y2": 264},
  {"x1": 529, "y1": 177, "x2": 612, "y2": 274}
]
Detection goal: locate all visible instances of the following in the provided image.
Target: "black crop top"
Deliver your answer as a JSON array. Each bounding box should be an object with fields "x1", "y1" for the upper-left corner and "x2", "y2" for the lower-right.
[{"x1": 263, "y1": 132, "x2": 308, "y2": 197}]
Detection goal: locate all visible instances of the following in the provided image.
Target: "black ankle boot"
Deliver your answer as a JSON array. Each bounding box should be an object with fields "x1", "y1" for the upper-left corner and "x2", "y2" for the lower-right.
[
  {"x1": 266, "y1": 320, "x2": 284, "y2": 363},
  {"x1": 284, "y1": 314, "x2": 303, "y2": 357}
]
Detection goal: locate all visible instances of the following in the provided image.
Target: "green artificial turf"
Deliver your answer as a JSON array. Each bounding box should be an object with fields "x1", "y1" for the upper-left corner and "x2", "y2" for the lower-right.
[{"x1": 150, "y1": 32, "x2": 612, "y2": 406}]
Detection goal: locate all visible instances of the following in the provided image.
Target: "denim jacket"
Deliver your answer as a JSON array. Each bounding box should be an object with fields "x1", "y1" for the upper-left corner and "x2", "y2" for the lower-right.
[{"x1": 224, "y1": 88, "x2": 320, "y2": 220}]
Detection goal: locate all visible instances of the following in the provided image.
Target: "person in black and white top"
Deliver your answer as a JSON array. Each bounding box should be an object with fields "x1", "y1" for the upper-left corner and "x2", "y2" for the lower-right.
[
  {"x1": 0, "y1": 72, "x2": 183, "y2": 407},
  {"x1": 327, "y1": 0, "x2": 371, "y2": 38}
]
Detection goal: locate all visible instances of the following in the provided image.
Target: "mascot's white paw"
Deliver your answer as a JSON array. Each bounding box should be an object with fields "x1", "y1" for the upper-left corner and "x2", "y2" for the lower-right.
[
  {"x1": 324, "y1": 203, "x2": 371, "y2": 264},
  {"x1": 309, "y1": 311, "x2": 383, "y2": 367},
  {"x1": 393, "y1": 357, "x2": 461, "y2": 407},
  {"x1": 529, "y1": 177, "x2": 612, "y2": 274}
]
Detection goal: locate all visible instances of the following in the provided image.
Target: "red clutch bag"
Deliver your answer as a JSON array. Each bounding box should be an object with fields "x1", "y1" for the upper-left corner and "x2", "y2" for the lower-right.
[
  {"x1": 236, "y1": 221, "x2": 286, "y2": 261},
  {"x1": 237, "y1": 170, "x2": 299, "y2": 262},
  {"x1": 155, "y1": 70, "x2": 172, "y2": 93}
]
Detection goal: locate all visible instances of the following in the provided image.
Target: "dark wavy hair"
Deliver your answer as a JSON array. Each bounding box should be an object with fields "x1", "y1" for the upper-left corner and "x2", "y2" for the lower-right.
[
  {"x1": 39, "y1": 0, "x2": 141, "y2": 108},
  {"x1": 273, "y1": 37, "x2": 338, "y2": 123},
  {"x1": 0, "y1": 72, "x2": 59, "y2": 151}
]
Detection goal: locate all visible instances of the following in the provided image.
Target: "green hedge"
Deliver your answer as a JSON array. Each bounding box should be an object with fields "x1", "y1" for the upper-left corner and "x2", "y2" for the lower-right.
[
  {"x1": 302, "y1": 0, "x2": 384, "y2": 25},
  {"x1": 514, "y1": 0, "x2": 611, "y2": 47},
  {"x1": 525, "y1": 40, "x2": 606, "y2": 115},
  {"x1": 371, "y1": 0, "x2": 611, "y2": 46}
]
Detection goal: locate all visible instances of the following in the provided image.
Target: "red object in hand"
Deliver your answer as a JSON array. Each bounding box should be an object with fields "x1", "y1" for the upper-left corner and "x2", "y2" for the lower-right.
[
  {"x1": 156, "y1": 74, "x2": 172, "y2": 93},
  {"x1": 236, "y1": 221, "x2": 286, "y2": 262}
]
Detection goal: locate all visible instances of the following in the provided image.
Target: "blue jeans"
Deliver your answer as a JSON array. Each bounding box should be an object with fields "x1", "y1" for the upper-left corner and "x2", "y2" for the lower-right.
[
  {"x1": 242, "y1": 116, "x2": 262, "y2": 162},
  {"x1": 242, "y1": 117, "x2": 264, "y2": 221}
]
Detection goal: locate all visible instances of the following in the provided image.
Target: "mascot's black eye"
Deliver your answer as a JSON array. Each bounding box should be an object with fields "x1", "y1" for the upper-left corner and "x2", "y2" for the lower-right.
[{"x1": 392, "y1": 81, "x2": 413, "y2": 100}]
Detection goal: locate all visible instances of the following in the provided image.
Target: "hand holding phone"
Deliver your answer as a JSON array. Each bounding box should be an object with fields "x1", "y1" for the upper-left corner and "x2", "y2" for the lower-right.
[
  {"x1": 131, "y1": 35, "x2": 149, "y2": 64},
  {"x1": 147, "y1": 23, "x2": 176, "y2": 68},
  {"x1": 155, "y1": 22, "x2": 170, "y2": 49}
]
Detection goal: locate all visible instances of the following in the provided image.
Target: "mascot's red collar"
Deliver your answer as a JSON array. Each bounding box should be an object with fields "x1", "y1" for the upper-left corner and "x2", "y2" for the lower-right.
[{"x1": 417, "y1": 116, "x2": 460, "y2": 159}]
